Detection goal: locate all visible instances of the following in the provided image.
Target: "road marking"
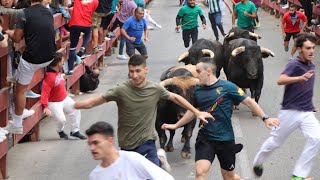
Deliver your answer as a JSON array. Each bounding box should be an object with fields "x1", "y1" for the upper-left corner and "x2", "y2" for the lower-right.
[{"x1": 233, "y1": 116, "x2": 252, "y2": 179}]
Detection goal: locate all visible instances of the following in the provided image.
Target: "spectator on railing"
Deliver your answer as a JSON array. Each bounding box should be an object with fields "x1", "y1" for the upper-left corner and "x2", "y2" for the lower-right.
[
  {"x1": 80, "y1": 65, "x2": 100, "y2": 93},
  {"x1": 4, "y1": 0, "x2": 56, "y2": 134},
  {"x1": 121, "y1": 7, "x2": 149, "y2": 59},
  {"x1": 298, "y1": 0, "x2": 312, "y2": 27},
  {"x1": 232, "y1": 0, "x2": 257, "y2": 32},
  {"x1": 103, "y1": 0, "x2": 118, "y2": 41},
  {"x1": 281, "y1": 4, "x2": 307, "y2": 58},
  {"x1": 41, "y1": 52, "x2": 87, "y2": 140},
  {"x1": 0, "y1": 0, "x2": 23, "y2": 30},
  {"x1": 49, "y1": 0, "x2": 71, "y2": 19},
  {"x1": 67, "y1": 0, "x2": 98, "y2": 75},
  {"x1": 108, "y1": 0, "x2": 137, "y2": 60},
  {"x1": 91, "y1": 0, "x2": 113, "y2": 54}
]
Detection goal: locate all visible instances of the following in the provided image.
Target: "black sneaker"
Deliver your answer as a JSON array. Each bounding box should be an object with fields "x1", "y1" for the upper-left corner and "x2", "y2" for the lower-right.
[
  {"x1": 70, "y1": 131, "x2": 87, "y2": 140},
  {"x1": 253, "y1": 165, "x2": 263, "y2": 177},
  {"x1": 58, "y1": 131, "x2": 69, "y2": 140}
]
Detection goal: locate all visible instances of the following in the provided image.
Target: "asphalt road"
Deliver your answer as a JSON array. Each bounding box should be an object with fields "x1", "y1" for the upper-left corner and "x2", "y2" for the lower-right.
[{"x1": 7, "y1": 0, "x2": 320, "y2": 179}]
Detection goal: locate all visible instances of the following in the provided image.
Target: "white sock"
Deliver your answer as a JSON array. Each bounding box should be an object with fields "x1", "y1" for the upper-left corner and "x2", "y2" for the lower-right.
[{"x1": 13, "y1": 113, "x2": 23, "y2": 127}]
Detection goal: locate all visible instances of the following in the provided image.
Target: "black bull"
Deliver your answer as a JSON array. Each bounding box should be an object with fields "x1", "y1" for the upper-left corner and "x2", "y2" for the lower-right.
[
  {"x1": 178, "y1": 38, "x2": 224, "y2": 78},
  {"x1": 224, "y1": 38, "x2": 275, "y2": 105},
  {"x1": 156, "y1": 67, "x2": 198, "y2": 159}
]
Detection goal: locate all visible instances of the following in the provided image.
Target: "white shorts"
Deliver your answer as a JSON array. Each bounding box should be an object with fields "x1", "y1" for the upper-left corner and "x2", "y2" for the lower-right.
[{"x1": 16, "y1": 58, "x2": 52, "y2": 85}]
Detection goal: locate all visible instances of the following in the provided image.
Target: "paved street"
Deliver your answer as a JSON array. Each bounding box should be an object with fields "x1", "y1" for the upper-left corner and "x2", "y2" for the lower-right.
[{"x1": 7, "y1": 0, "x2": 320, "y2": 179}]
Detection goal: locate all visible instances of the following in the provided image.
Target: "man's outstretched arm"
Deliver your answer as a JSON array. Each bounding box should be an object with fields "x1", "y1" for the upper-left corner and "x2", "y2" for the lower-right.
[{"x1": 74, "y1": 95, "x2": 106, "y2": 109}]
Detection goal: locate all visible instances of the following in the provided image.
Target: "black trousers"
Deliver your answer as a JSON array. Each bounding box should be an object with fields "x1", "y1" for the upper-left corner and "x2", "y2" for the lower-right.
[
  {"x1": 182, "y1": 27, "x2": 198, "y2": 48},
  {"x1": 298, "y1": 0, "x2": 312, "y2": 26}
]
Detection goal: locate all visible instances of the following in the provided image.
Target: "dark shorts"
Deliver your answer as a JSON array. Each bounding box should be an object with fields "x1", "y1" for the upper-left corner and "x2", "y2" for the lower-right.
[
  {"x1": 101, "y1": 13, "x2": 115, "y2": 29},
  {"x1": 241, "y1": 25, "x2": 254, "y2": 33},
  {"x1": 121, "y1": 139, "x2": 160, "y2": 166},
  {"x1": 126, "y1": 41, "x2": 148, "y2": 57},
  {"x1": 195, "y1": 133, "x2": 238, "y2": 171},
  {"x1": 284, "y1": 31, "x2": 300, "y2": 42},
  {"x1": 182, "y1": 27, "x2": 198, "y2": 48}
]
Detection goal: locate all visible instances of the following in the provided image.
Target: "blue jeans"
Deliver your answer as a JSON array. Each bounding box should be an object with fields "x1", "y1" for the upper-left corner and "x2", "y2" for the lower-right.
[
  {"x1": 119, "y1": 35, "x2": 125, "y2": 55},
  {"x1": 208, "y1": 12, "x2": 225, "y2": 40},
  {"x1": 122, "y1": 140, "x2": 160, "y2": 166},
  {"x1": 68, "y1": 26, "x2": 92, "y2": 71}
]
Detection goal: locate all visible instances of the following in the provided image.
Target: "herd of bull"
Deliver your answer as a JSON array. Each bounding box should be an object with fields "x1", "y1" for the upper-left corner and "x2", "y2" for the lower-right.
[{"x1": 155, "y1": 27, "x2": 276, "y2": 159}]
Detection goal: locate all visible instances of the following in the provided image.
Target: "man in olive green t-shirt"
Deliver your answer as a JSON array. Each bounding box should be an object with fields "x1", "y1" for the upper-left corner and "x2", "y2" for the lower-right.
[
  {"x1": 232, "y1": 0, "x2": 257, "y2": 32},
  {"x1": 74, "y1": 55, "x2": 213, "y2": 170},
  {"x1": 176, "y1": 0, "x2": 207, "y2": 48}
]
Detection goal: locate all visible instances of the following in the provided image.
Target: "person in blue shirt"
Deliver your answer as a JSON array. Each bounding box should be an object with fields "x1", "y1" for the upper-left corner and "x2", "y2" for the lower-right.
[
  {"x1": 162, "y1": 57, "x2": 279, "y2": 180},
  {"x1": 121, "y1": 7, "x2": 149, "y2": 59}
]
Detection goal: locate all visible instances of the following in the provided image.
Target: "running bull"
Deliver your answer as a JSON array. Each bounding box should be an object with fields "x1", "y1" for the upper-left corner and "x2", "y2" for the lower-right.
[
  {"x1": 156, "y1": 66, "x2": 199, "y2": 159},
  {"x1": 177, "y1": 38, "x2": 224, "y2": 77},
  {"x1": 224, "y1": 38, "x2": 275, "y2": 111},
  {"x1": 223, "y1": 27, "x2": 261, "y2": 44}
]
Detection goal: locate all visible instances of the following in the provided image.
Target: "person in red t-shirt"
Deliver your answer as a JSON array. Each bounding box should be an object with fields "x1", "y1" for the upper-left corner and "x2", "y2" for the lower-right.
[
  {"x1": 67, "y1": 0, "x2": 98, "y2": 75},
  {"x1": 41, "y1": 52, "x2": 87, "y2": 140},
  {"x1": 281, "y1": 4, "x2": 307, "y2": 57}
]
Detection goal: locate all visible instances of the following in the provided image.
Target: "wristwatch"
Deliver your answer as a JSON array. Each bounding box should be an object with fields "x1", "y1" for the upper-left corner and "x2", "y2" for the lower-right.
[{"x1": 262, "y1": 115, "x2": 270, "y2": 122}]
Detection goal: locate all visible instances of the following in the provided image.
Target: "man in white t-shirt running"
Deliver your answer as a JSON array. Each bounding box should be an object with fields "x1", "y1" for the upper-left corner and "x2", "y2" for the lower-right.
[{"x1": 86, "y1": 121, "x2": 175, "y2": 180}]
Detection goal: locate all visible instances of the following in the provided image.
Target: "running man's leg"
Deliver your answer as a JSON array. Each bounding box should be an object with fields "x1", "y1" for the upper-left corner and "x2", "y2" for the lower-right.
[
  {"x1": 253, "y1": 110, "x2": 302, "y2": 171},
  {"x1": 48, "y1": 101, "x2": 67, "y2": 132},
  {"x1": 292, "y1": 112, "x2": 320, "y2": 178},
  {"x1": 209, "y1": 13, "x2": 219, "y2": 40},
  {"x1": 283, "y1": 32, "x2": 292, "y2": 52},
  {"x1": 182, "y1": 29, "x2": 191, "y2": 48},
  {"x1": 135, "y1": 42, "x2": 148, "y2": 59},
  {"x1": 195, "y1": 133, "x2": 215, "y2": 180},
  {"x1": 190, "y1": 27, "x2": 198, "y2": 44},
  {"x1": 290, "y1": 32, "x2": 300, "y2": 56},
  {"x1": 215, "y1": 12, "x2": 226, "y2": 37},
  {"x1": 126, "y1": 41, "x2": 136, "y2": 57},
  {"x1": 63, "y1": 96, "x2": 81, "y2": 133}
]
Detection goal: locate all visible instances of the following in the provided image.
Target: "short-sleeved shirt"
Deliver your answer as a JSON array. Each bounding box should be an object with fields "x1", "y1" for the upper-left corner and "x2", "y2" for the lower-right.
[
  {"x1": 234, "y1": 1, "x2": 256, "y2": 28},
  {"x1": 177, "y1": 5, "x2": 204, "y2": 30},
  {"x1": 102, "y1": 80, "x2": 170, "y2": 149},
  {"x1": 281, "y1": 57, "x2": 315, "y2": 112},
  {"x1": 95, "y1": 0, "x2": 112, "y2": 13},
  {"x1": 68, "y1": 0, "x2": 99, "y2": 27},
  {"x1": 122, "y1": 16, "x2": 147, "y2": 44},
  {"x1": 16, "y1": 4, "x2": 56, "y2": 64},
  {"x1": 117, "y1": 0, "x2": 137, "y2": 23},
  {"x1": 194, "y1": 80, "x2": 248, "y2": 141},
  {"x1": 206, "y1": 0, "x2": 222, "y2": 13},
  {"x1": 282, "y1": 11, "x2": 307, "y2": 33}
]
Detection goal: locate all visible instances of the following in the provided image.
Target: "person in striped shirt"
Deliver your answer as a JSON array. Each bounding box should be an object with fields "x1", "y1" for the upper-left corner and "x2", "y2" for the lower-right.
[{"x1": 202, "y1": 0, "x2": 232, "y2": 41}]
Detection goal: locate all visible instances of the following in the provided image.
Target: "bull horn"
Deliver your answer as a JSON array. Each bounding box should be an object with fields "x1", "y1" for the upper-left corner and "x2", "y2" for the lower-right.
[
  {"x1": 178, "y1": 52, "x2": 189, "y2": 62},
  {"x1": 201, "y1": 49, "x2": 215, "y2": 58},
  {"x1": 248, "y1": 32, "x2": 262, "y2": 39},
  {"x1": 231, "y1": 46, "x2": 245, "y2": 57},
  {"x1": 260, "y1": 47, "x2": 275, "y2": 57},
  {"x1": 159, "y1": 78, "x2": 174, "y2": 87},
  {"x1": 225, "y1": 32, "x2": 234, "y2": 39}
]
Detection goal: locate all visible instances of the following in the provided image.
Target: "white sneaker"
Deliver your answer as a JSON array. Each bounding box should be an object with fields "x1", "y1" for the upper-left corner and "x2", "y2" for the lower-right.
[
  {"x1": 155, "y1": 24, "x2": 162, "y2": 29},
  {"x1": 26, "y1": 90, "x2": 41, "y2": 98},
  {"x1": 105, "y1": 37, "x2": 111, "y2": 41},
  {"x1": 281, "y1": 3, "x2": 289, "y2": 8},
  {"x1": 4, "y1": 122, "x2": 23, "y2": 134},
  {"x1": 0, "y1": 128, "x2": 9, "y2": 135},
  {"x1": 157, "y1": 148, "x2": 171, "y2": 172},
  {"x1": 117, "y1": 54, "x2": 129, "y2": 60},
  {"x1": 22, "y1": 109, "x2": 35, "y2": 119}
]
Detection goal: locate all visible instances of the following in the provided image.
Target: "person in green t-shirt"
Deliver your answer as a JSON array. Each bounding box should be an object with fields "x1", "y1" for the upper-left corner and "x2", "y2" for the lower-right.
[
  {"x1": 176, "y1": 0, "x2": 207, "y2": 48},
  {"x1": 232, "y1": 0, "x2": 257, "y2": 32},
  {"x1": 74, "y1": 54, "x2": 213, "y2": 171}
]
